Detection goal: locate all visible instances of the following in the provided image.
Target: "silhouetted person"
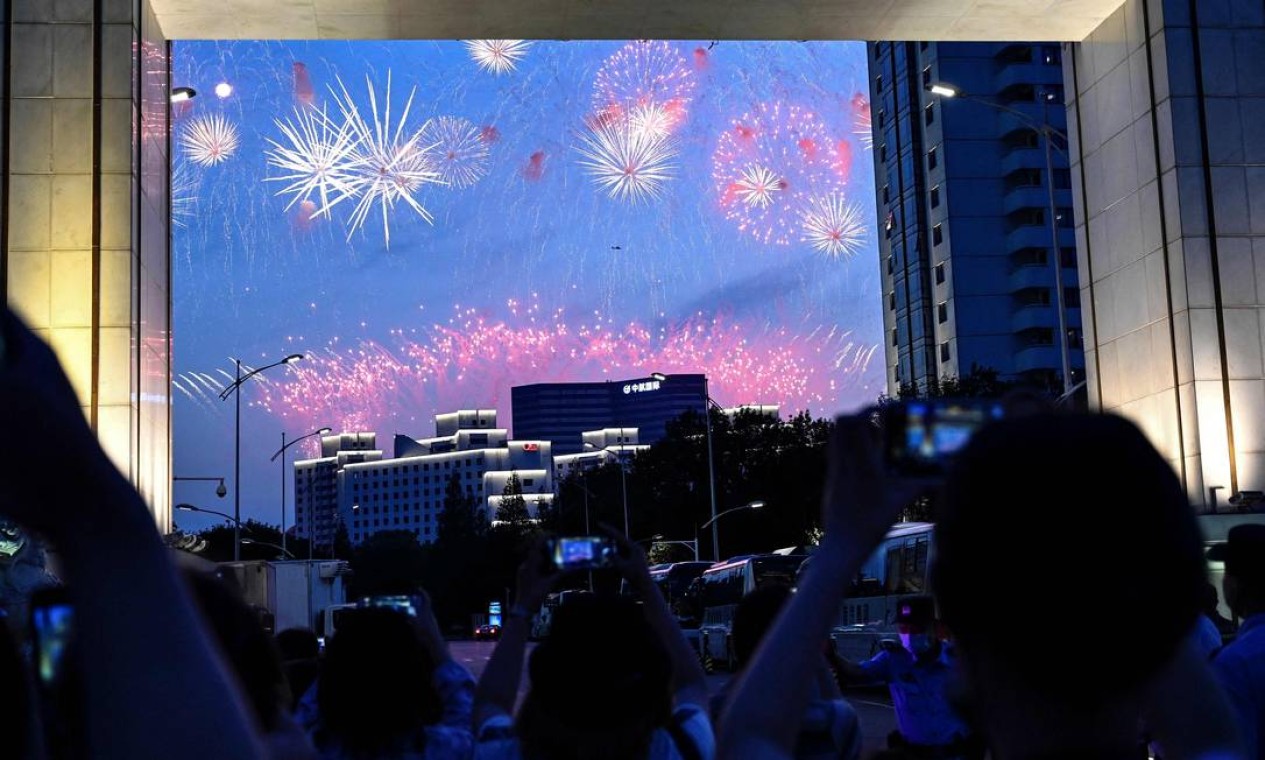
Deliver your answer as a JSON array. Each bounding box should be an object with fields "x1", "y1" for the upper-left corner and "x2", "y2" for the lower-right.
[
  {"x1": 307, "y1": 602, "x2": 473, "y2": 759},
  {"x1": 712, "y1": 584, "x2": 862, "y2": 760},
  {"x1": 474, "y1": 532, "x2": 712, "y2": 759},
  {"x1": 1210, "y1": 524, "x2": 1265, "y2": 758},
  {"x1": 719, "y1": 412, "x2": 1243, "y2": 760}
]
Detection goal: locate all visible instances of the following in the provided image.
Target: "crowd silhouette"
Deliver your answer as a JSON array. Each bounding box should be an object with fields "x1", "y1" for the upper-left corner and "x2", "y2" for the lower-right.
[{"x1": 0, "y1": 308, "x2": 1258, "y2": 759}]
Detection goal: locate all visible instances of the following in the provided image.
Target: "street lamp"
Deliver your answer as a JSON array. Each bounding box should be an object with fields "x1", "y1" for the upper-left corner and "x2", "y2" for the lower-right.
[
  {"x1": 219, "y1": 353, "x2": 304, "y2": 562},
  {"x1": 270, "y1": 426, "x2": 332, "y2": 557},
  {"x1": 585, "y1": 439, "x2": 631, "y2": 536},
  {"x1": 925, "y1": 81, "x2": 1073, "y2": 395},
  {"x1": 176, "y1": 502, "x2": 253, "y2": 536},
  {"x1": 652, "y1": 372, "x2": 721, "y2": 561},
  {"x1": 241, "y1": 538, "x2": 296, "y2": 560},
  {"x1": 174, "y1": 476, "x2": 228, "y2": 498},
  {"x1": 699, "y1": 500, "x2": 764, "y2": 562}
]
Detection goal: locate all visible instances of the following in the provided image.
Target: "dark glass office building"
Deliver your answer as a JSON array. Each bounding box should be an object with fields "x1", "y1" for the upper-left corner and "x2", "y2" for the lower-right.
[{"x1": 512, "y1": 374, "x2": 707, "y2": 455}]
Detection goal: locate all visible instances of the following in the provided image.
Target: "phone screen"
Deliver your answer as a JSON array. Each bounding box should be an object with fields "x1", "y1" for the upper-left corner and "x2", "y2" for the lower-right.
[
  {"x1": 551, "y1": 536, "x2": 615, "y2": 570},
  {"x1": 361, "y1": 595, "x2": 420, "y2": 617},
  {"x1": 887, "y1": 400, "x2": 1004, "y2": 474}
]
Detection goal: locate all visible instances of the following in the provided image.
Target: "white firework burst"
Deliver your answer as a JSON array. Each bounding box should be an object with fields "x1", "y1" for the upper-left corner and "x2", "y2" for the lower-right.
[
  {"x1": 265, "y1": 105, "x2": 362, "y2": 214},
  {"x1": 575, "y1": 118, "x2": 676, "y2": 203},
  {"x1": 628, "y1": 103, "x2": 674, "y2": 141},
  {"x1": 733, "y1": 165, "x2": 783, "y2": 209},
  {"x1": 179, "y1": 113, "x2": 239, "y2": 167},
  {"x1": 323, "y1": 73, "x2": 443, "y2": 248},
  {"x1": 464, "y1": 40, "x2": 532, "y2": 74},
  {"x1": 854, "y1": 109, "x2": 874, "y2": 150},
  {"x1": 802, "y1": 192, "x2": 867, "y2": 259},
  {"x1": 419, "y1": 116, "x2": 490, "y2": 189}
]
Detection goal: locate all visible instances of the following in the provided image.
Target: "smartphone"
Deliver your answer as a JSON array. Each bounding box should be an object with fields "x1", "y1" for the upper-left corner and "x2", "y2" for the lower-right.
[
  {"x1": 882, "y1": 399, "x2": 1004, "y2": 475},
  {"x1": 361, "y1": 594, "x2": 423, "y2": 617},
  {"x1": 30, "y1": 587, "x2": 75, "y2": 686},
  {"x1": 549, "y1": 536, "x2": 617, "y2": 571}
]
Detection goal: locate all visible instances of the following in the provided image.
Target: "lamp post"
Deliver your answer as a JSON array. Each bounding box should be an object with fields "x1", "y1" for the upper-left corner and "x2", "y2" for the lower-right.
[
  {"x1": 173, "y1": 476, "x2": 227, "y2": 498},
  {"x1": 270, "y1": 426, "x2": 331, "y2": 555},
  {"x1": 584, "y1": 439, "x2": 630, "y2": 536},
  {"x1": 176, "y1": 503, "x2": 253, "y2": 549},
  {"x1": 925, "y1": 82, "x2": 1073, "y2": 395},
  {"x1": 241, "y1": 538, "x2": 296, "y2": 560},
  {"x1": 652, "y1": 372, "x2": 721, "y2": 561},
  {"x1": 699, "y1": 501, "x2": 764, "y2": 562},
  {"x1": 219, "y1": 353, "x2": 304, "y2": 561}
]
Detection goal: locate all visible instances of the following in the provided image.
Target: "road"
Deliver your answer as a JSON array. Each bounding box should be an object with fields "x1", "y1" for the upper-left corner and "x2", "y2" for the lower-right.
[{"x1": 451, "y1": 641, "x2": 897, "y2": 754}]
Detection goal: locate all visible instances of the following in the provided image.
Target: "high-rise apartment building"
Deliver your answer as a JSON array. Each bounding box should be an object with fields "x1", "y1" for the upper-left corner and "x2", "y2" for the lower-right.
[
  {"x1": 870, "y1": 41, "x2": 1086, "y2": 395},
  {"x1": 293, "y1": 432, "x2": 382, "y2": 550}
]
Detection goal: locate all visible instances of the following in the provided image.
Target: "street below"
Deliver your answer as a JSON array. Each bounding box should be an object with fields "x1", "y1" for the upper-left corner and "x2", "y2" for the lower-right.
[{"x1": 451, "y1": 640, "x2": 898, "y2": 754}]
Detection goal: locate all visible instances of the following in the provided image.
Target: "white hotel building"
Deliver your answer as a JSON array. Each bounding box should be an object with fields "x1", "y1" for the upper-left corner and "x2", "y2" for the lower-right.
[{"x1": 331, "y1": 410, "x2": 554, "y2": 545}]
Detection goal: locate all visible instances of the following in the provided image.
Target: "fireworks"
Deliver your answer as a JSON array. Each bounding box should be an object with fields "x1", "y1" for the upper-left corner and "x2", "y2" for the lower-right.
[
  {"x1": 465, "y1": 40, "x2": 532, "y2": 74},
  {"x1": 171, "y1": 159, "x2": 197, "y2": 228},
  {"x1": 593, "y1": 40, "x2": 696, "y2": 129},
  {"x1": 248, "y1": 302, "x2": 878, "y2": 434},
  {"x1": 265, "y1": 105, "x2": 362, "y2": 213},
  {"x1": 628, "y1": 103, "x2": 674, "y2": 141},
  {"x1": 802, "y1": 192, "x2": 866, "y2": 259},
  {"x1": 324, "y1": 73, "x2": 443, "y2": 247},
  {"x1": 179, "y1": 113, "x2": 240, "y2": 167},
  {"x1": 732, "y1": 165, "x2": 784, "y2": 209},
  {"x1": 852, "y1": 93, "x2": 873, "y2": 150},
  {"x1": 575, "y1": 117, "x2": 676, "y2": 203},
  {"x1": 420, "y1": 116, "x2": 491, "y2": 189},
  {"x1": 712, "y1": 102, "x2": 844, "y2": 246}
]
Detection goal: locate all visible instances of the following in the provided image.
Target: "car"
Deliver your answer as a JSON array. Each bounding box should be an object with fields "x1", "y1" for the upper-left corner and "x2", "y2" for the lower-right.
[{"x1": 474, "y1": 623, "x2": 502, "y2": 641}]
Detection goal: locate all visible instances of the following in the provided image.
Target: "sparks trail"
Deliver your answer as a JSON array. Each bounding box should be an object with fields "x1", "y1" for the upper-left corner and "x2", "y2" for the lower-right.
[
  {"x1": 465, "y1": 40, "x2": 533, "y2": 75},
  {"x1": 575, "y1": 116, "x2": 676, "y2": 203},
  {"x1": 180, "y1": 113, "x2": 240, "y2": 167},
  {"x1": 801, "y1": 191, "x2": 867, "y2": 259},
  {"x1": 251, "y1": 301, "x2": 877, "y2": 434}
]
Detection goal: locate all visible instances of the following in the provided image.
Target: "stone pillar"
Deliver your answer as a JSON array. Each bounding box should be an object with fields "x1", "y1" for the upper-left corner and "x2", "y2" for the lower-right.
[
  {"x1": 3, "y1": 0, "x2": 171, "y2": 530},
  {"x1": 1066, "y1": 0, "x2": 1265, "y2": 510}
]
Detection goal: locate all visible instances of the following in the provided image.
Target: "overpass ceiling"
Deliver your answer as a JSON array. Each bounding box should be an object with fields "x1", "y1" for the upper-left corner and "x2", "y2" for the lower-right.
[{"x1": 152, "y1": 0, "x2": 1124, "y2": 42}]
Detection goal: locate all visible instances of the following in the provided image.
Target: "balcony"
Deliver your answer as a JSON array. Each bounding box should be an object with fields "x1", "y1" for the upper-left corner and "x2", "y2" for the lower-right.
[
  {"x1": 1012, "y1": 305, "x2": 1058, "y2": 332},
  {"x1": 1009, "y1": 264, "x2": 1052, "y2": 291},
  {"x1": 996, "y1": 63, "x2": 1063, "y2": 94},
  {"x1": 1002, "y1": 147, "x2": 1045, "y2": 175},
  {"x1": 1007, "y1": 225, "x2": 1051, "y2": 251},
  {"x1": 1004, "y1": 186, "x2": 1051, "y2": 215},
  {"x1": 1015, "y1": 345, "x2": 1062, "y2": 373}
]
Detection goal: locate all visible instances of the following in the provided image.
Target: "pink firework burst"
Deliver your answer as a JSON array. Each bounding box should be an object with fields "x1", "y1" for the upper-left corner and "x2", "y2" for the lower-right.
[
  {"x1": 251, "y1": 304, "x2": 878, "y2": 435},
  {"x1": 593, "y1": 41, "x2": 696, "y2": 133},
  {"x1": 713, "y1": 102, "x2": 844, "y2": 247},
  {"x1": 851, "y1": 92, "x2": 873, "y2": 150}
]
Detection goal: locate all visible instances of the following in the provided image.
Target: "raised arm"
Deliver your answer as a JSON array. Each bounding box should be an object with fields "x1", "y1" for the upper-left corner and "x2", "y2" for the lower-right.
[
  {"x1": 607, "y1": 527, "x2": 709, "y2": 707},
  {"x1": 413, "y1": 591, "x2": 475, "y2": 728},
  {"x1": 0, "y1": 311, "x2": 266, "y2": 759},
  {"x1": 472, "y1": 540, "x2": 557, "y2": 730},
  {"x1": 717, "y1": 416, "x2": 925, "y2": 759}
]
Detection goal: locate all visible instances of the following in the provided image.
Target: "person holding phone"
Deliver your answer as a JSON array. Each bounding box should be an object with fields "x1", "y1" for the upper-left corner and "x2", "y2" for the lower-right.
[
  {"x1": 719, "y1": 411, "x2": 1245, "y2": 760},
  {"x1": 0, "y1": 309, "x2": 267, "y2": 759},
  {"x1": 473, "y1": 529, "x2": 713, "y2": 760}
]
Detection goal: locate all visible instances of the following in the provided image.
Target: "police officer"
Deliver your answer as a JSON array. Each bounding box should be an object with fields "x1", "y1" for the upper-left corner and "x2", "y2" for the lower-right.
[{"x1": 833, "y1": 595, "x2": 982, "y2": 759}]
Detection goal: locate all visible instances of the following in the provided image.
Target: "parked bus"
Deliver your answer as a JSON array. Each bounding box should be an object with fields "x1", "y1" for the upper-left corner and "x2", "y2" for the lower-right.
[
  {"x1": 696, "y1": 553, "x2": 808, "y2": 670},
  {"x1": 828, "y1": 521, "x2": 935, "y2": 663},
  {"x1": 648, "y1": 561, "x2": 714, "y2": 627}
]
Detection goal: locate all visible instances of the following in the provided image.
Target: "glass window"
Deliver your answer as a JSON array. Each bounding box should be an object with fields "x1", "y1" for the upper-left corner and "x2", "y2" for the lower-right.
[
  {"x1": 940, "y1": 342, "x2": 951, "y2": 363},
  {"x1": 921, "y1": 65, "x2": 932, "y2": 87},
  {"x1": 933, "y1": 224, "x2": 943, "y2": 246},
  {"x1": 937, "y1": 302, "x2": 948, "y2": 323},
  {"x1": 930, "y1": 186, "x2": 940, "y2": 209},
  {"x1": 924, "y1": 103, "x2": 934, "y2": 125},
  {"x1": 928, "y1": 147, "x2": 937, "y2": 170}
]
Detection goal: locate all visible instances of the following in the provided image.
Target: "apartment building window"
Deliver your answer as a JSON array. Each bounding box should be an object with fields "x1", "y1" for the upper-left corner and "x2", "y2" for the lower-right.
[
  {"x1": 1067, "y1": 328, "x2": 1084, "y2": 349},
  {"x1": 888, "y1": 293, "x2": 896, "y2": 311},
  {"x1": 924, "y1": 103, "x2": 935, "y2": 125},
  {"x1": 1060, "y1": 248, "x2": 1077, "y2": 267},
  {"x1": 875, "y1": 74, "x2": 883, "y2": 92},
  {"x1": 940, "y1": 342, "x2": 951, "y2": 362},
  {"x1": 880, "y1": 144, "x2": 888, "y2": 162},
  {"x1": 935, "y1": 262, "x2": 946, "y2": 284},
  {"x1": 877, "y1": 109, "x2": 885, "y2": 129},
  {"x1": 933, "y1": 224, "x2": 944, "y2": 246},
  {"x1": 930, "y1": 186, "x2": 940, "y2": 209},
  {"x1": 937, "y1": 302, "x2": 948, "y2": 323},
  {"x1": 892, "y1": 329, "x2": 899, "y2": 347},
  {"x1": 1042, "y1": 45, "x2": 1062, "y2": 65},
  {"x1": 882, "y1": 185, "x2": 890, "y2": 204},
  {"x1": 1065, "y1": 288, "x2": 1081, "y2": 307},
  {"x1": 928, "y1": 147, "x2": 938, "y2": 170},
  {"x1": 922, "y1": 65, "x2": 932, "y2": 87},
  {"x1": 887, "y1": 256, "x2": 895, "y2": 275}
]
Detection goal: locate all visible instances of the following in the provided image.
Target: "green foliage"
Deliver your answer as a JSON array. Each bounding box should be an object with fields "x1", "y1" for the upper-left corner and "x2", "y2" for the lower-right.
[
  {"x1": 494, "y1": 473, "x2": 534, "y2": 533},
  {"x1": 348, "y1": 529, "x2": 427, "y2": 599},
  {"x1": 190, "y1": 519, "x2": 312, "y2": 562}
]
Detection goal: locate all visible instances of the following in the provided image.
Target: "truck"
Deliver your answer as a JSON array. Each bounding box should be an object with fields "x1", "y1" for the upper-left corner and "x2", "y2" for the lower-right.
[{"x1": 218, "y1": 559, "x2": 351, "y2": 639}]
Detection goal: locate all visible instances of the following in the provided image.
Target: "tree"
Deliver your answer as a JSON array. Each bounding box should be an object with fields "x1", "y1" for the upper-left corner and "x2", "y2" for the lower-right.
[
  {"x1": 349, "y1": 530, "x2": 427, "y2": 599},
  {"x1": 437, "y1": 472, "x2": 485, "y2": 544},
  {"x1": 191, "y1": 519, "x2": 312, "y2": 562},
  {"x1": 333, "y1": 519, "x2": 353, "y2": 560},
  {"x1": 494, "y1": 473, "x2": 533, "y2": 534}
]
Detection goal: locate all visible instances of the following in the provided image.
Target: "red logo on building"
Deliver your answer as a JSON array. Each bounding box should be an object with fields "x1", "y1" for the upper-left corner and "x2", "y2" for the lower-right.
[{"x1": 522, "y1": 443, "x2": 539, "y2": 452}]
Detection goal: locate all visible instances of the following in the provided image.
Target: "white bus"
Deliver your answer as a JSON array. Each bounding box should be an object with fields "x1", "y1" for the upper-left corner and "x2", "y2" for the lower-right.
[
  {"x1": 696, "y1": 553, "x2": 808, "y2": 670},
  {"x1": 828, "y1": 521, "x2": 935, "y2": 663}
]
